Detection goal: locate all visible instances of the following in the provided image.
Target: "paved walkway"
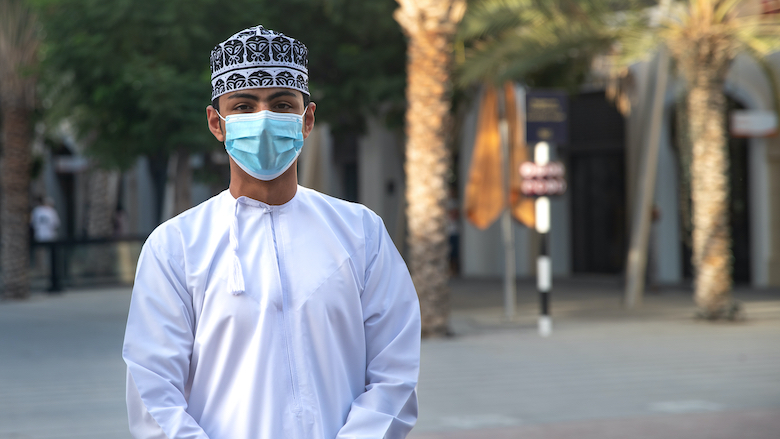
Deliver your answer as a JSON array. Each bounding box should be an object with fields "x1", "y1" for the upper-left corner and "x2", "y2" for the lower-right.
[{"x1": 1, "y1": 277, "x2": 778, "y2": 439}]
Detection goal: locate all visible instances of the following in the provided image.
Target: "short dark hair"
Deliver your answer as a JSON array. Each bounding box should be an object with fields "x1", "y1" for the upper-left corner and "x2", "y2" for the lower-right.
[{"x1": 211, "y1": 92, "x2": 310, "y2": 112}]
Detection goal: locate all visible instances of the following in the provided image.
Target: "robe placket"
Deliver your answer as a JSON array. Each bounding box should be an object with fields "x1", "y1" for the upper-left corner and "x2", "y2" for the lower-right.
[
  {"x1": 269, "y1": 205, "x2": 306, "y2": 436},
  {"x1": 233, "y1": 195, "x2": 306, "y2": 435}
]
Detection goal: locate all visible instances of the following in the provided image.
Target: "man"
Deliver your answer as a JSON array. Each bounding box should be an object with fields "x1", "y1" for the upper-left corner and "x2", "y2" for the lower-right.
[{"x1": 123, "y1": 25, "x2": 421, "y2": 439}]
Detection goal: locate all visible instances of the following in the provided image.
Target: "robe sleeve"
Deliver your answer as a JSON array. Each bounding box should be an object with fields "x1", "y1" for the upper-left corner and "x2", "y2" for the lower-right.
[
  {"x1": 336, "y1": 216, "x2": 421, "y2": 439},
  {"x1": 122, "y1": 237, "x2": 210, "y2": 439}
]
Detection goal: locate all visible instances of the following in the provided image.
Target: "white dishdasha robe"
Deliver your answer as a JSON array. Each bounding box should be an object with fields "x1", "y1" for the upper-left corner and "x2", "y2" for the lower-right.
[{"x1": 123, "y1": 186, "x2": 420, "y2": 439}]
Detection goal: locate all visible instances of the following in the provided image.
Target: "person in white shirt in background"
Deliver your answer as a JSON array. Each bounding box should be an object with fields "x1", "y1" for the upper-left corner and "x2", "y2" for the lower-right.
[
  {"x1": 122, "y1": 25, "x2": 421, "y2": 439},
  {"x1": 30, "y1": 196, "x2": 60, "y2": 275},
  {"x1": 31, "y1": 196, "x2": 60, "y2": 243}
]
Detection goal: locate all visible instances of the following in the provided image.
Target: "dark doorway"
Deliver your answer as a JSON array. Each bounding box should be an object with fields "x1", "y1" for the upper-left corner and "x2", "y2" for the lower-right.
[
  {"x1": 331, "y1": 132, "x2": 359, "y2": 202},
  {"x1": 678, "y1": 97, "x2": 751, "y2": 283},
  {"x1": 568, "y1": 92, "x2": 627, "y2": 273}
]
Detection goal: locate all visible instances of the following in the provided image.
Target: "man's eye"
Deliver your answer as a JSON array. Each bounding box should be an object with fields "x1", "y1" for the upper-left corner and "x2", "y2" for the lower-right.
[
  {"x1": 234, "y1": 104, "x2": 251, "y2": 111},
  {"x1": 275, "y1": 102, "x2": 293, "y2": 110}
]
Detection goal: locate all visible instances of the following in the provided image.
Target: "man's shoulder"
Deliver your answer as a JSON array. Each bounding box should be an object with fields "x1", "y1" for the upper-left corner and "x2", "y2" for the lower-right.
[
  {"x1": 145, "y1": 191, "x2": 227, "y2": 252},
  {"x1": 294, "y1": 187, "x2": 390, "y2": 268},
  {"x1": 296, "y1": 186, "x2": 381, "y2": 227}
]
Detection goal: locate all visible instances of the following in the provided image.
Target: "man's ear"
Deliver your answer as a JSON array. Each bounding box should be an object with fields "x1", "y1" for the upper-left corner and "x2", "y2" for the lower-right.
[
  {"x1": 302, "y1": 102, "x2": 316, "y2": 140},
  {"x1": 206, "y1": 105, "x2": 225, "y2": 142}
]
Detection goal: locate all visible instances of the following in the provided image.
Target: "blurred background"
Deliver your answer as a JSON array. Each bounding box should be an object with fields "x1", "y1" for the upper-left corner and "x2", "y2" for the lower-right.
[{"x1": 1, "y1": 0, "x2": 779, "y2": 438}]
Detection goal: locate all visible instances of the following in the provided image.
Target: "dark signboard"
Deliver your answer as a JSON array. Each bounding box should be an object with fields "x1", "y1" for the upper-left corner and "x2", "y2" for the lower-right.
[{"x1": 526, "y1": 90, "x2": 569, "y2": 145}]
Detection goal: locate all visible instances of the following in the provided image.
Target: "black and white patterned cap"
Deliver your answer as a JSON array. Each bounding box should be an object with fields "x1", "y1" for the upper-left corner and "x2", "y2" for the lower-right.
[{"x1": 210, "y1": 25, "x2": 309, "y2": 101}]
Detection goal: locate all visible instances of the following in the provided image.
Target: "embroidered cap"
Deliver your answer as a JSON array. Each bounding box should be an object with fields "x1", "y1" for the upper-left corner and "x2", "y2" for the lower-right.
[{"x1": 210, "y1": 25, "x2": 309, "y2": 101}]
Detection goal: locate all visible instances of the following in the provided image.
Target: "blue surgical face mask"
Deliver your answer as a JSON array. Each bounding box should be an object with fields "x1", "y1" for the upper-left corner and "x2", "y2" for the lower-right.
[{"x1": 217, "y1": 110, "x2": 305, "y2": 181}]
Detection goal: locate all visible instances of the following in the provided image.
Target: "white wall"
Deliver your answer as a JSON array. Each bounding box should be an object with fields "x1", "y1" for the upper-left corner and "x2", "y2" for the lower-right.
[
  {"x1": 652, "y1": 104, "x2": 682, "y2": 284},
  {"x1": 133, "y1": 157, "x2": 159, "y2": 235},
  {"x1": 357, "y1": 117, "x2": 406, "y2": 249}
]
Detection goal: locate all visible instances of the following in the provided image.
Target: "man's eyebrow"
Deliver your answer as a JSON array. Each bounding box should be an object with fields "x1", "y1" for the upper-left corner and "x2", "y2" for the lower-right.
[
  {"x1": 226, "y1": 92, "x2": 260, "y2": 101},
  {"x1": 267, "y1": 90, "x2": 298, "y2": 101}
]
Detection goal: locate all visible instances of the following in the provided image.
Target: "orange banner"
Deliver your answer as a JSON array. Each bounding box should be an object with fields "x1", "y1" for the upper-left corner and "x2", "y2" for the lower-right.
[
  {"x1": 464, "y1": 83, "x2": 535, "y2": 230},
  {"x1": 464, "y1": 86, "x2": 504, "y2": 229}
]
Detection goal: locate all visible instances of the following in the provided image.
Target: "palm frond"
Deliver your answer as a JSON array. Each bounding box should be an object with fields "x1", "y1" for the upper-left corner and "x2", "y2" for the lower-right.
[
  {"x1": 734, "y1": 15, "x2": 780, "y2": 114},
  {"x1": 458, "y1": 18, "x2": 611, "y2": 85},
  {"x1": 733, "y1": 15, "x2": 780, "y2": 56},
  {"x1": 713, "y1": 0, "x2": 742, "y2": 23},
  {"x1": 458, "y1": 31, "x2": 609, "y2": 86},
  {"x1": 457, "y1": 0, "x2": 651, "y2": 88},
  {"x1": 458, "y1": 0, "x2": 531, "y2": 41}
]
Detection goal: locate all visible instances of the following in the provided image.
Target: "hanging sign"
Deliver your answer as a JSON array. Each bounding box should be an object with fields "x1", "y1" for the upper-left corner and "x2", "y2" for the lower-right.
[
  {"x1": 730, "y1": 110, "x2": 777, "y2": 138},
  {"x1": 54, "y1": 155, "x2": 89, "y2": 173},
  {"x1": 519, "y1": 161, "x2": 567, "y2": 196},
  {"x1": 526, "y1": 90, "x2": 569, "y2": 145}
]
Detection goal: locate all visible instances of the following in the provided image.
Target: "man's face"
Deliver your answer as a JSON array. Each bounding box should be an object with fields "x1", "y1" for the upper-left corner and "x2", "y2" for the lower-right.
[{"x1": 206, "y1": 87, "x2": 315, "y2": 143}]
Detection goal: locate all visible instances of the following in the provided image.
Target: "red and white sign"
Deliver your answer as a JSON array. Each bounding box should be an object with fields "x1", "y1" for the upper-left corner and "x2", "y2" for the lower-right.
[{"x1": 519, "y1": 161, "x2": 567, "y2": 196}]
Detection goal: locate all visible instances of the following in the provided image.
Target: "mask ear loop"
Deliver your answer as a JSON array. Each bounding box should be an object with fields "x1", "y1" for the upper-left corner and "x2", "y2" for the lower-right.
[
  {"x1": 208, "y1": 105, "x2": 228, "y2": 138},
  {"x1": 216, "y1": 109, "x2": 227, "y2": 136},
  {"x1": 301, "y1": 105, "x2": 310, "y2": 133}
]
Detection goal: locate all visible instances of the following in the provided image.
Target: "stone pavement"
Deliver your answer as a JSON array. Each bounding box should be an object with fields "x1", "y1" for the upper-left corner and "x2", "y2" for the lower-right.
[
  {"x1": 412, "y1": 277, "x2": 780, "y2": 439},
  {"x1": 0, "y1": 287, "x2": 131, "y2": 439},
  {"x1": 0, "y1": 277, "x2": 778, "y2": 439}
]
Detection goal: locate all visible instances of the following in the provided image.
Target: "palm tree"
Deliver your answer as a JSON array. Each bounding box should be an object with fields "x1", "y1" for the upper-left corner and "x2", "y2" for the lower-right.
[
  {"x1": 394, "y1": 0, "x2": 467, "y2": 337},
  {"x1": 661, "y1": 0, "x2": 780, "y2": 318},
  {"x1": 458, "y1": 0, "x2": 780, "y2": 319},
  {"x1": 0, "y1": 0, "x2": 40, "y2": 300}
]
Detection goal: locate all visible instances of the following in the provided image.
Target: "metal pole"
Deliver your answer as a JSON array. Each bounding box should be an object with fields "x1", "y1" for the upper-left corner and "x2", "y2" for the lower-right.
[
  {"x1": 625, "y1": 0, "x2": 673, "y2": 308},
  {"x1": 502, "y1": 209, "x2": 516, "y2": 320},
  {"x1": 625, "y1": 48, "x2": 670, "y2": 308},
  {"x1": 534, "y1": 142, "x2": 552, "y2": 336},
  {"x1": 498, "y1": 94, "x2": 517, "y2": 321}
]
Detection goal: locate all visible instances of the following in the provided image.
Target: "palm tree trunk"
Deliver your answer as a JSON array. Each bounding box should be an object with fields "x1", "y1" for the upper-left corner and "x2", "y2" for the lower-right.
[
  {"x1": 687, "y1": 68, "x2": 734, "y2": 319},
  {"x1": 405, "y1": 32, "x2": 452, "y2": 337},
  {"x1": 395, "y1": 0, "x2": 466, "y2": 337},
  {"x1": 1, "y1": 105, "x2": 32, "y2": 299}
]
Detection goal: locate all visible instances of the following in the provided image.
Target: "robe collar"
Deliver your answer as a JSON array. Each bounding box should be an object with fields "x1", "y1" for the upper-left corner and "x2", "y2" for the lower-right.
[{"x1": 221, "y1": 188, "x2": 300, "y2": 295}]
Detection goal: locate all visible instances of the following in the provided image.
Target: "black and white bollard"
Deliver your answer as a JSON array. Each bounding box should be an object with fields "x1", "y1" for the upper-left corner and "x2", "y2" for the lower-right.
[
  {"x1": 536, "y1": 223, "x2": 551, "y2": 336},
  {"x1": 534, "y1": 142, "x2": 552, "y2": 337}
]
